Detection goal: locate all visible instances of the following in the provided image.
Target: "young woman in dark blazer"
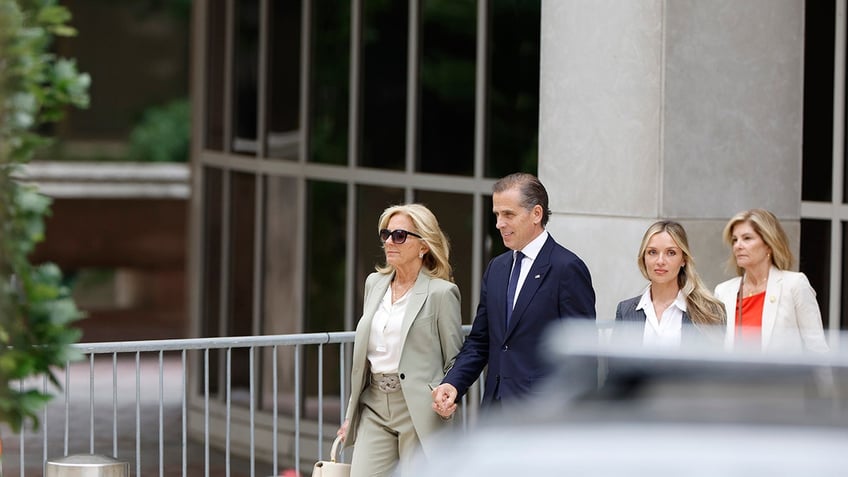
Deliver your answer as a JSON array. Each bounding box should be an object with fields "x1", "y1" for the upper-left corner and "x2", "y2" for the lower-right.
[{"x1": 615, "y1": 221, "x2": 725, "y2": 347}]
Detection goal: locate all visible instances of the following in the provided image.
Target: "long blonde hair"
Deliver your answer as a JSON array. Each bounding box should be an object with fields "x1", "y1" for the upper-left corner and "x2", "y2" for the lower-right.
[
  {"x1": 637, "y1": 221, "x2": 725, "y2": 326},
  {"x1": 375, "y1": 204, "x2": 453, "y2": 282}
]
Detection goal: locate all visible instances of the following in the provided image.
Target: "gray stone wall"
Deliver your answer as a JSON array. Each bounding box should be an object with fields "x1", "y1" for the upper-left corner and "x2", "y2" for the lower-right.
[{"x1": 539, "y1": 0, "x2": 803, "y2": 320}]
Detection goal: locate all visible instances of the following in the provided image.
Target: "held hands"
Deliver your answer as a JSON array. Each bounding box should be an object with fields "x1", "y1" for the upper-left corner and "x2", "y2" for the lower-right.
[
  {"x1": 431, "y1": 383, "x2": 458, "y2": 419},
  {"x1": 337, "y1": 419, "x2": 349, "y2": 442}
]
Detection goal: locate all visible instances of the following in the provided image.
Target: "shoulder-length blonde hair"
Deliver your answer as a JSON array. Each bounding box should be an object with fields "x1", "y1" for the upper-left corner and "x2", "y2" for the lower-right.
[
  {"x1": 375, "y1": 203, "x2": 453, "y2": 282},
  {"x1": 722, "y1": 208, "x2": 793, "y2": 275},
  {"x1": 637, "y1": 221, "x2": 725, "y2": 326}
]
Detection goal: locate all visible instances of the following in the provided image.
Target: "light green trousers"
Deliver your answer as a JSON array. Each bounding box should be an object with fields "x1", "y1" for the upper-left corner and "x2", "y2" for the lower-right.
[{"x1": 350, "y1": 384, "x2": 420, "y2": 477}]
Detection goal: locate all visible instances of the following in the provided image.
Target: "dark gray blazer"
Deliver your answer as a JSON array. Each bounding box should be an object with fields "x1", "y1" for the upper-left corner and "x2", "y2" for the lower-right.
[
  {"x1": 614, "y1": 295, "x2": 692, "y2": 325},
  {"x1": 613, "y1": 295, "x2": 728, "y2": 348}
]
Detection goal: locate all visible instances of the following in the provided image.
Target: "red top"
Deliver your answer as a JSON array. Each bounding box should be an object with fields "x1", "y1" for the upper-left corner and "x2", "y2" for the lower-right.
[{"x1": 737, "y1": 291, "x2": 765, "y2": 348}]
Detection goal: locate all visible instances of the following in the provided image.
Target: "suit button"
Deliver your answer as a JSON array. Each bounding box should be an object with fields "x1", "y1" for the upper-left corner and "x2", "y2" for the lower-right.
[
  {"x1": 399, "y1": 373, "x2": 405, "y2": 379},
  {"x1": 495, "y1": 375, "x2": 501, "y2": 382},
  {"x1": 503, "y1": 345, "x2": 509, "y2": 351}
]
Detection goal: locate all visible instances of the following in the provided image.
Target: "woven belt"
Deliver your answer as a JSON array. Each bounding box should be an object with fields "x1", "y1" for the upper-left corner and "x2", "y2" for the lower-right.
[{"x1": 370, "y1": 373, "x2": 401, "y2": 393}]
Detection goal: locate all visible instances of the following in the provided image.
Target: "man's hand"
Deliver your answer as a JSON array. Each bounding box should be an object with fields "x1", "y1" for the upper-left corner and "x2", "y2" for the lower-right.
[{"x1": 431, "y1": 383, "x2": 458, "y2": 418}]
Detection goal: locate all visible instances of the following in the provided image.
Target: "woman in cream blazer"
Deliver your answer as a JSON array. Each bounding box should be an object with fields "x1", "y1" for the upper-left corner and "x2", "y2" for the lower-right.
[
  {"x1": 338, "y1": 204, "x2": 463, "y2": 477},
  {"x1": 715, "y1": 266, "x2": 828, "y2": 352},
  {"x1": 714, "y1": 209, "x2": 828, "y2": 353}
]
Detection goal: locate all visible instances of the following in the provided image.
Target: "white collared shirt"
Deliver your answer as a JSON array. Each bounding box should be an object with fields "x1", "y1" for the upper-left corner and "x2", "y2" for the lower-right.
[
  {"x1": 637, "y1": 288, "x2": 687, "y2": 348},
  {"x1": 367, "y1": 286, "x2": 408, "y2": 373},
  {"x1": 511, "y1": 230, "x2": 549, "y2": 308}
]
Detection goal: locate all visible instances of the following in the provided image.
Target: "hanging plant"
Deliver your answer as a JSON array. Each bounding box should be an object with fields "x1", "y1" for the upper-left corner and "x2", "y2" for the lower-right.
[{"x1": 0, "y1": 0, "x2": 90, "y2": 465}]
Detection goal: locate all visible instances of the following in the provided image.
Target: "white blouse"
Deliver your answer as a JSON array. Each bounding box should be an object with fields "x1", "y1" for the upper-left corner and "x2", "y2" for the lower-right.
[
  {"x1": 367, "y1": 286, "x2": 409, "y2": 373},
  {"x1": 637, "y1": 288, "x2": 687, "y2": 348}
]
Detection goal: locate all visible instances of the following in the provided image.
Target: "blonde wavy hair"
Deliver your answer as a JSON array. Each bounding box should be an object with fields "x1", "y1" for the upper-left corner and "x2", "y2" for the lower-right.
[
  {"x1": 375, "y1": 204, "x2": 453, "y2": 282},
  {"x1": 637, "y1": 221, "x2": 725, "y2": 326},
  {"x1": 722, "y1": 208, "x2": 793, "y2": 275}
]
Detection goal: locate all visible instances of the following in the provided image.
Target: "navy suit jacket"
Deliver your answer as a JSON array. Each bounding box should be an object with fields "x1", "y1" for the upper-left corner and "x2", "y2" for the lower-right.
[{"x1": 443, "y1": 234, "x2": 596, "y2": 405}]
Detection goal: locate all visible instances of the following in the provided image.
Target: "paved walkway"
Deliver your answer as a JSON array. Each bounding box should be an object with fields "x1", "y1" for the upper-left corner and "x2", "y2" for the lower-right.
[{"x1": 2, "y1": 354, "x2": 288, "y2": 477}]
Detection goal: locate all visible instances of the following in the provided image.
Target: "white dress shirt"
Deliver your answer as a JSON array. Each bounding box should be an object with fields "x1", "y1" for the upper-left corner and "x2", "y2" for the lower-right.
[
  {"x1": 511, "y1": 230, "x2": 548, "y2": 308},
  {"x1": 637, "y1": 288, "x2": 687, "y2": 348}
]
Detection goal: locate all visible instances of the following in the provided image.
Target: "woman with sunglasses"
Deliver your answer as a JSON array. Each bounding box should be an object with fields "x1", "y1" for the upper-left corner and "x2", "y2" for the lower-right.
[{"x1": 338, "y1": 203, "x2": 463, "y2": 476}]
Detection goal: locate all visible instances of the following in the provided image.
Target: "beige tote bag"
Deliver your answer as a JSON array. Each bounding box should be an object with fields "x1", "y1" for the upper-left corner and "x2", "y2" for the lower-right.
[{"x1": 311, "y1": 436, "x2": 350, "y2": 477}]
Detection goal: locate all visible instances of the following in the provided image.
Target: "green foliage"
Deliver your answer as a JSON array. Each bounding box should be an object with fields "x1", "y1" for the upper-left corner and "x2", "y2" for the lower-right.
[
  {"x1": 127, "y1": 98, "x2": 190, "y2": 162},
  {"x1": 0, "y1": 0, "x2": 88, "y2": 433}
]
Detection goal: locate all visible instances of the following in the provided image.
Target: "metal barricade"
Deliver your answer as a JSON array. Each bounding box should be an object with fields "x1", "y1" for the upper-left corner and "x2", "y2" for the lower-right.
[{"x1": 10, "y1": 326, "x2": 477, "y2": 476}]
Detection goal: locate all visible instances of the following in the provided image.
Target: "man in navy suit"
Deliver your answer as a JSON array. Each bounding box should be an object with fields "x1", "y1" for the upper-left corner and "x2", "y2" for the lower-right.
[{"x1": 432, "y1": 173, "x2": 596, "y2": 416}]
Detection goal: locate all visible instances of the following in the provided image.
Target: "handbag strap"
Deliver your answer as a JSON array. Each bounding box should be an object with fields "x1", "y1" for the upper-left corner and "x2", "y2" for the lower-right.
[{"x1": 331, "y1": 435, "x2": 344, "y2": 463}]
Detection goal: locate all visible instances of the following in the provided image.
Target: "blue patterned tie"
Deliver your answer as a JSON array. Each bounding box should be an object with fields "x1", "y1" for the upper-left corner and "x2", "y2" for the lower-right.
[{"x1": 506, "y1": 251, "x2": 525, "y2": 327}]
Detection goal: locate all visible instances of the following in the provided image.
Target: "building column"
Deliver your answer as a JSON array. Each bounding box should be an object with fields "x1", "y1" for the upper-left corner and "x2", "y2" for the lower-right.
[{"x1": 538, "y1": 0, "x2": 804, "y2": 320}]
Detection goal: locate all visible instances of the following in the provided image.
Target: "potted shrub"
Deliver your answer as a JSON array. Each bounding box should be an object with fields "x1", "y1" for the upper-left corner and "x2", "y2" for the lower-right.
[{"x1": 0, "y1": 1, "x2": 89, "y2": 472}]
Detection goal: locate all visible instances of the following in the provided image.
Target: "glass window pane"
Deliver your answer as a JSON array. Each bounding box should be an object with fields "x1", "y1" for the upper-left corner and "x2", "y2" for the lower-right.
[
  {"x1": 305, "y1": 180, "x2": 347, "y2": 396},
  {"x1": 306, "y1": 180, "x2": 347, "y2": 332},
  {"x1": 841, "y1": 221, "x2": 848, "y2": 330},
  {"x1": 228, "y1": 172, "x2": 257, "y2": 389},
  {"x1": 355, "y1": 185, "x2": 405, "y2": 320},
  {"x1": 233, "y1": 0, "x2": 260, "y2": 155},
  {"x1": 802, "y1": 0, "x2": 834, "y2": 202},
  {"x1": 266, "y1": 1, "x2": 302, "y2": 160},
  {"x1": 310, "y1": 0, "x2": 350, "y2": 165},
  {"x1": 201, "y1": 167, "x2": 224, "y2": 336},
  {"x1": 414, "y1": 190, "x2": 474, "y2": 323},
  {"x1": 418, "y1": 0, "x2": 476, "y2": 175},
  {"x1": 360, "y1": 0, "x2": 408, "y2": 170},
  {"x1": 486, "y1": 0, "x2": 541, "y2": 178},
  {"x1": 844, "y1": 10, "x2": 848, "y2": 205},
  {"x1": 48, "y1": 1, "x2": 188, "y2": 146},
  {"x1": 205, "y1": 0, "x2": 226, "y2": 151},
  {"x1": 800, "y1": 219, "x2": 830, "y2": 328},
  {"x1": 200, "y1": 167, "x2": 223, "y2": 394}
]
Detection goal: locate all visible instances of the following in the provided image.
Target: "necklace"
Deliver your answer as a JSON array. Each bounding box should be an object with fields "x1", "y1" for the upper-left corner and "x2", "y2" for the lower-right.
[
  {"x1": 743, "y1": 274, "x2": 767, "y2": 297},
  {"x1": 391, "y1": 280, "x2": 414, "y2": 302},
  {"x1": 744, "y1": 282, "x2": 765, "y2": 297}
]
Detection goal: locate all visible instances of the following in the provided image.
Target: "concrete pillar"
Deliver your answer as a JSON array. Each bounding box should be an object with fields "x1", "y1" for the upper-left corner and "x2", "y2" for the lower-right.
[{"x1": 538, "y1": 0, "x2": 804, "y2": 320}]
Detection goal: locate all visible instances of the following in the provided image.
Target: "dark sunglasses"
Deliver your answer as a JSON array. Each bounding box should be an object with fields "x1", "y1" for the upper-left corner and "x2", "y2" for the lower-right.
[{"x1": 379, "y1": 228, "x2": 422, "y2": 244}]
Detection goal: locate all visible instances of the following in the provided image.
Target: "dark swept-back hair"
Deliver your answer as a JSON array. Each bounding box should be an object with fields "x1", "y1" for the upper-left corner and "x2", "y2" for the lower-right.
[{"x1": 492, "y1": 172, "x2": 552, "y2": 227}]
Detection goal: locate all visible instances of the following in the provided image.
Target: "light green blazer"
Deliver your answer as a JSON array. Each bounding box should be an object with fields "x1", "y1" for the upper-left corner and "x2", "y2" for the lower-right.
[{"x1": 344, "y1": 268, "x2": 463, "y2": 458}]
